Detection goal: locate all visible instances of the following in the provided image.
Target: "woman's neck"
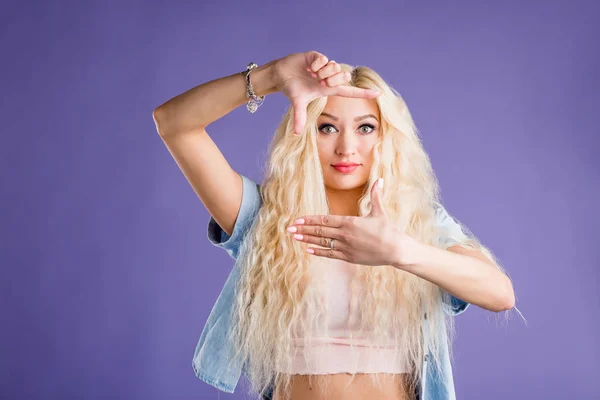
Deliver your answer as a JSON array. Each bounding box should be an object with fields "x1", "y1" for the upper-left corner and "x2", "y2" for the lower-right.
[{"x1": 325, "y1": 186, "x2": 365, "y2": 217}]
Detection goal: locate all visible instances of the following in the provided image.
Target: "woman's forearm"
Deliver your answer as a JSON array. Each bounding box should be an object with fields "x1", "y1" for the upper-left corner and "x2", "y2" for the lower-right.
[
  {"x1": 395, "y1": 239, "x2": 515, "y2": 312},
  {"x1": 153, "y1": 60, "x2": 279, "y2": 137}
]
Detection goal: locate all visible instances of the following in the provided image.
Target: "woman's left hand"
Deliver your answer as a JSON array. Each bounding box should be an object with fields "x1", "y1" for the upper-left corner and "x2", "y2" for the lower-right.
[{"x1": 286, "y1": 179, "x2": 416, "y2": 268}]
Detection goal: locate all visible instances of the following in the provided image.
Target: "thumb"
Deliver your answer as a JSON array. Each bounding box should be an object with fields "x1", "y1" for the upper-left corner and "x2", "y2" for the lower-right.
[
  {"x1": 369, "y1": 178, "x2": 386, "y2": 217},
  {"x1": 291, "y1": 98, "x2": 307, "y2": 136}
]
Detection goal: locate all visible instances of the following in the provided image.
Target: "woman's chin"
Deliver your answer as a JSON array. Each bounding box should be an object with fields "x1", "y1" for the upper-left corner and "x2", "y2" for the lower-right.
[{"x1": 325, "y1": 178, "x2": 369, "y2": 191}]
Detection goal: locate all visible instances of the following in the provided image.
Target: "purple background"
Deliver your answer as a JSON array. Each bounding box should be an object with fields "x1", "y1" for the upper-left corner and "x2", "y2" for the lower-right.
[{"x1": 2, "y1": 1, "x2": 598, "y2": 399}]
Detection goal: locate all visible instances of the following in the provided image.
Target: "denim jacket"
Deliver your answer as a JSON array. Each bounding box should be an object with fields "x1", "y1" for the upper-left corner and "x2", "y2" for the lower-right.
[{"x1": 193, "y1": 174, "x2": 470, "y2": 400}]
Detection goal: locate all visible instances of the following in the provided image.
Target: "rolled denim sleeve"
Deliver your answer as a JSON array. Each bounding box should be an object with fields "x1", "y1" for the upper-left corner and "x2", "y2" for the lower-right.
[
  {"x1": 435, "y1": 203, "x2": 469, "y2": 249},
  {"x1": 434, "y1": 203, "x2": 471, "y2": 316},
  {"x1": 207, "y1": 174, "x2": 262, "y2": 260}
]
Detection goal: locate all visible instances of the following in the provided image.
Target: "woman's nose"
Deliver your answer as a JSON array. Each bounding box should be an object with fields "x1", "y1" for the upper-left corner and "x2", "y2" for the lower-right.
[{"x1": 335, "y1": 132, "x2": 358, "y2": 156}]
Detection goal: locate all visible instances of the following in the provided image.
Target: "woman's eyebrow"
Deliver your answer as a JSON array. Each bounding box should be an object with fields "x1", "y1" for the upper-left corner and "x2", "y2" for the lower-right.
[{"x1": 320, "y1": 112, "x2": 379, "y2": 122}]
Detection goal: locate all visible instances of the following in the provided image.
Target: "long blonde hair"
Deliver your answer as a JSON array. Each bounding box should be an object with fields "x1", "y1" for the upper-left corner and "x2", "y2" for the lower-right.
[{"x1": 227, "y1": 64, "x2": 511, "y2": 399}]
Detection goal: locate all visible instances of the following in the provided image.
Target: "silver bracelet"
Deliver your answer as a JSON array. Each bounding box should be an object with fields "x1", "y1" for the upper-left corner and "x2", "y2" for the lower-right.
[{"x1": 242, "y1": 62, "x2": 264, "y2": 113}]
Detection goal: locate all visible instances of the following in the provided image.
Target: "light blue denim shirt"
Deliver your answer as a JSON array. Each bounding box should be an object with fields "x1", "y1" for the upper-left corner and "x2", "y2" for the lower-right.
[{"x1": 193, "y1": 174, "x2": 470, "y2": 400}]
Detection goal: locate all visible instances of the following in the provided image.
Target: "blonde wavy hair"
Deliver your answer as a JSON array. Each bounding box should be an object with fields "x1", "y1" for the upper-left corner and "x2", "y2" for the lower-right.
[{"x1": 226, "y1": 64, "x2": 511, "y2": 400}]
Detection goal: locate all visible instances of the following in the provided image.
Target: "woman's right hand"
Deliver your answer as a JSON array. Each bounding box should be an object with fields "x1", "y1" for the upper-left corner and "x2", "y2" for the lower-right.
[{"x1": 272, "y1": 51, "x2": 381, "y2": 136}]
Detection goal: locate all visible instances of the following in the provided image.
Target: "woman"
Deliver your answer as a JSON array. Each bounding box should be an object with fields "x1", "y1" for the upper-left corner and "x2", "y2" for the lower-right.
[{"x1": 153, "y1": 51, "x2": 516, "y2": 400}]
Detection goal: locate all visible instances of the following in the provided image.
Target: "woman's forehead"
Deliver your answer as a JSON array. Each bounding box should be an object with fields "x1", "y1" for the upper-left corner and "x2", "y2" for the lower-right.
[{"x1": 320, "y1": 96, "x2": 380, "y2": 119}]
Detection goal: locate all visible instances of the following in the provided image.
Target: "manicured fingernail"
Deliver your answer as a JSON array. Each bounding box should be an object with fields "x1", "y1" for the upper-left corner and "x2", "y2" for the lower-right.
[
  {"x1": 321, "y1": 80, "x2": 326, "y2": 86},
  {"x1": 295, "y1": 218, "x2": 305, "y2": 224},
  {"x1": 312, "y1": 72, "x2": 317, "y2": 78},
  {"x1": 293, "y1": 234, "x2": 303, "y2": 240},
  {"x1": 287, "y1": 226, "x2": 297, "y2": 232},
  {"x1": 307, "y1": 248, "x2": 315, "y2": 254},
  {"x1": 378, "y1": 178, "x2": 384, "y2": 189}
]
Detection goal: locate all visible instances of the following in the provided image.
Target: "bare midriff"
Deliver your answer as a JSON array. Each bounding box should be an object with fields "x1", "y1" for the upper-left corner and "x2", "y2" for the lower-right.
[{"x1": 272, "y1": 372, "x2": 410, "y2": 400}]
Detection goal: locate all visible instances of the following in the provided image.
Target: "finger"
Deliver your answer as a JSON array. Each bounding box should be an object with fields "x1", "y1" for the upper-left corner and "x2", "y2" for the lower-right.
[
  {"x1": 291, "y1": 98, "x2": 307, "y2": 136},
  {"x1": 316, "y1": 61, "x2": 341, "y2": 81},
  {"x1": 333, "y1": 85, "x2": 381, "y2": 99},
  {"x1": 306, "y1": 246, "x2": 347, "y2": 261},
  {"x1": 292, "y1": 233, "x2": 346, "y2": 249},
  {"x1": 291, "y1": 224, "x2": 344, "y2": 240},
  {"x1": 368, "y1": 178, "x2": 385, "y2": 217},
  {"x1": 309, "y1": 55, "x2": 329, "y2": 73},
  {"x1": 294, "y1": 215, "x2": 346, "y2": 228},
  {"x1": 322, "y1": 70, "x2": 352, "y2": 87}
]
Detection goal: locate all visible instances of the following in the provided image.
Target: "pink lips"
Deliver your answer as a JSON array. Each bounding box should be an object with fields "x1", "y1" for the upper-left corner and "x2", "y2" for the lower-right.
[{"x1": 333, "y1": 165, "x2": 359, "y2": 173}]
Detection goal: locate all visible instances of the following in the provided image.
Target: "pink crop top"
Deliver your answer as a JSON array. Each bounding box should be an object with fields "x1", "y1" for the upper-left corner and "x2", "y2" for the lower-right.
[{"x1": 276, "y1": 258, "x2": 411, "y2": 375}]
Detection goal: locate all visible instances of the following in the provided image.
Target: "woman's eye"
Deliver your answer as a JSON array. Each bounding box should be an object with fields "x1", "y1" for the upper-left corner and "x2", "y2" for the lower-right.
[
  {"x1": 320, "y1": 124, "x2": 336, "y2": 134},
  {"x1": 359, "y1": 124, "x2": 375, "y2": 134}
]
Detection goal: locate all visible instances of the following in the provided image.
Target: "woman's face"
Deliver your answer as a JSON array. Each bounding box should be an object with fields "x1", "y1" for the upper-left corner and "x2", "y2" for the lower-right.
[{"x1": 316, "y1": 95, "x2": 381, "y2": 192}]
